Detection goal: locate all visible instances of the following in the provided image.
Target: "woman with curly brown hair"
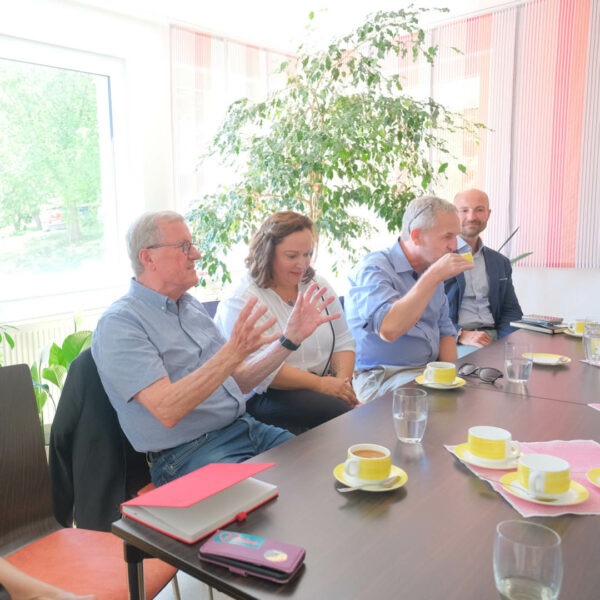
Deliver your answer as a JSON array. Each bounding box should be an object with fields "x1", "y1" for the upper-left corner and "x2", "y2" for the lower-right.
[{"x1": 215, "y1": 211, "x2": 357, "y2": 434}]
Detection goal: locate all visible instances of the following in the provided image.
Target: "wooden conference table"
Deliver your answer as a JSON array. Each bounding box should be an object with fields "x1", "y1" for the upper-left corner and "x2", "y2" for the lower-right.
[{"x1": 112, "y1": 331, "x2": 600, "y2": 599}]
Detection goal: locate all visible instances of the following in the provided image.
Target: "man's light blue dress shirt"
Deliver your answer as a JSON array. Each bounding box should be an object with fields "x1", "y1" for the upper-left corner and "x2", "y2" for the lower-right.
[
  {"x1": 92, "y1": 279, "x2": 245, "y2": 452},
  {"x1": 346, "y1": 241, "x2": 456, "y2": 371}
]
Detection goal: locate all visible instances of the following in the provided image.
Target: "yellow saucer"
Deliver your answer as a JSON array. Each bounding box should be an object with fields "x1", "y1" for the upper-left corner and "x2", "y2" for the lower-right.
[
  {"x1": 499, "y1": 472, "x2": 589, "y2": 506},
  {"x1": 523, "y1": 352, "x2": 571, "y2": 366},
  {"x1": 586, "y1": 467, "x2": 600, "y2": 489},
  {"x1": 453, "y1": 442, "x2": 518, "y2": 470},
  {"x1": 333, "y1": 463, "x2": 408, "y2": 492},
  {"x1": 415, "y1": 375, "x2": 466, "y2": 390},
  {"x1": 564, "y1": 330, "x2": 583, "y2": 338}
]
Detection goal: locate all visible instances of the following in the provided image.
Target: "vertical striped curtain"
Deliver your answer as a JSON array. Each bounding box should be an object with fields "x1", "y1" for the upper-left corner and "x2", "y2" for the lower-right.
[
  {"x1": 425, "y1": 0, "x2": 599, "y2": 268},
  {"x1": 170, "y1": 26, "x2": 290, "y2": 212}
]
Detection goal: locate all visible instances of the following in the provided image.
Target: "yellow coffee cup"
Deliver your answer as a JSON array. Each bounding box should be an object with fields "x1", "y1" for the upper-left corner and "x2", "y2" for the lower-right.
[
  {"x1": 568, "y1": 319, "x2": 587, "y2": 334},
  {"x1": 517, "y1": 454, "x2": 570, "y2": 499},
  {"x1": 344, "y1": 443, "x2": 391, "y2": 486},
  {"x1": 423, "y1": 361, "x2": 456, "y2": 385},
  {"x1": 467, "y1": 426, "x2": 520, "y2": 462}
]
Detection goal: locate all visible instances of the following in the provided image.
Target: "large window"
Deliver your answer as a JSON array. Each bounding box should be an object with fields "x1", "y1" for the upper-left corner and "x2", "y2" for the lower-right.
[{"x1": 0, "y1": 38, "x2": 127, "y2": 322}]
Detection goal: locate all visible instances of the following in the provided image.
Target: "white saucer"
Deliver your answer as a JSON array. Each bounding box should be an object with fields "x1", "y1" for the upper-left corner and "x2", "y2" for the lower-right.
[
  {"x1": 499, "y1": 472, "x2": 589, "y2": 506},
  {"x1": 453, "y1": 443, "x2": 519, "y2": 470},
  {"x1": 564, "y1": 329, "x2": 583, "y2": 338},
  {"x1": 333, "y1": 463, "x2": 408, "y2": 492},
  {"x1": 415, "y1": 375, "x2": 466, "y2": 390}
]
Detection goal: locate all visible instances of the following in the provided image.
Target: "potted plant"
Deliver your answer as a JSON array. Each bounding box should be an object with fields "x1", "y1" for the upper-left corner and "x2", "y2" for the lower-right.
[
  {"x1": 187, "y1": 7, "x2": 484, "y2": 284},
  {"x1": 31, "y1": 328, "x2": 92, "y2": 443}
]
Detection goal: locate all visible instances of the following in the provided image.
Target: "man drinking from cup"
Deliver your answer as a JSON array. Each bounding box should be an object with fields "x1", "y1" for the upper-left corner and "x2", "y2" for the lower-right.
[
  {"x1": 445, "y1": 188, "x2": 523, "y2": 356},
  {"x1": 346, "y1": 196, "x2": 473, "y2": 403}
]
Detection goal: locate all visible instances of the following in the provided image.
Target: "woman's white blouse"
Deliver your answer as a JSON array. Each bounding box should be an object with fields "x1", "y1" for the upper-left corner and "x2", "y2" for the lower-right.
[{"x1": 214, "y1": 272, "x2": 355, "y2": 394}]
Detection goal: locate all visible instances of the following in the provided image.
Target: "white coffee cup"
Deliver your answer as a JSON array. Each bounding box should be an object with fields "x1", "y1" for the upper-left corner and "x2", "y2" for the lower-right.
[
  {"x1": 568, "y1": 318, "x2": 587, "y2": 334},
  {"x1": 467, "y1": 426, "x2": 520, "y2": 463},
  {"x1": 423, "y1": 361, "x2": 456, "y2": 385},
  {"x1": 517, "y1": 454, "x2": 570, "y2": 499},
  {"x1": 343, "y1": 443, "x2": 391, "y2": 486}
]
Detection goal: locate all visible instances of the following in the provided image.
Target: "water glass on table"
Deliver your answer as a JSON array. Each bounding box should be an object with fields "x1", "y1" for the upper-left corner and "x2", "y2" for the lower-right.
[
  {"x1": 583, "y1": 322, "x2": 600, "y2": 366},
  {"x1": 392, "y1": 388, "x2": 428, "y2": 443},
  {"x1": 504, "y1": 342, "x2": 533, "y2": 383},
  {"x1": 493, "y1": 520, "x2": 563, "y2": 600}
]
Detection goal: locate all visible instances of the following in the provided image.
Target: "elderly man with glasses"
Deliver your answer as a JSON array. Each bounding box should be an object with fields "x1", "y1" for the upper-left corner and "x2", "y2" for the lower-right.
[
  {"x1": 92, "y1": 211, "x2": 339, "y2": 485},
  {"x1": 346, "y1": 196, "x2": 473, "y2": 403}
]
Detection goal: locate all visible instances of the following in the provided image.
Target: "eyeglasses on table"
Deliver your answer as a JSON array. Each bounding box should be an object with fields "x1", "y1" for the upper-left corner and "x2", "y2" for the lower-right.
[{"x1": 458, "y1": 363, "x2": 503, "y2": 384}]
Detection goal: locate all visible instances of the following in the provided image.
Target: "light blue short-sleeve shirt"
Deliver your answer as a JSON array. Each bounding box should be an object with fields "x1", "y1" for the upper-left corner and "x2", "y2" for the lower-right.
[
  {"x1": 91, "y1": 279, "x2": 245, "y2": 452},
  {"x1": 346, "y1": 241, "x2": 456, "y2": 370}
]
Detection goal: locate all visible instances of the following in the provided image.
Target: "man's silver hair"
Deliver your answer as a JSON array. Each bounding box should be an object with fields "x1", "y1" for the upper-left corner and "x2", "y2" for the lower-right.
[
  {"x1": 127, "y1": 210, "x2": 184, "y2": 276},
  {"x1": 400, "y1": 195, "x2": 457, "y2": 241}
]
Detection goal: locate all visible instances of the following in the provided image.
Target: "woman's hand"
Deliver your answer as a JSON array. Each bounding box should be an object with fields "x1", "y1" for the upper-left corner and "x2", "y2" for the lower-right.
[
  {"x1": 318, "y1": 376, "x2": 359, "y2": 407},
  {"x1": 283, "y1": 283, "x2": 340, "y2": 345}
]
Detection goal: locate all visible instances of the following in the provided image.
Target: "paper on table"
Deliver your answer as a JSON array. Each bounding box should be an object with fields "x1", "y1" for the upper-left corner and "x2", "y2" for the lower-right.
[
  {"x1": 589, "y1": 404, "x2": 600, "y2": 412},
  {"x1": 446, "y1": 440, "x2": 600, "y2": 518}
]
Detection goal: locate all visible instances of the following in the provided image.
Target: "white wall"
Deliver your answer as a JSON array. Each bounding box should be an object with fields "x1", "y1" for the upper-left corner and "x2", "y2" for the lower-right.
[{"x1": 513, "y1": 268, "x2": 600, "y2": 322}]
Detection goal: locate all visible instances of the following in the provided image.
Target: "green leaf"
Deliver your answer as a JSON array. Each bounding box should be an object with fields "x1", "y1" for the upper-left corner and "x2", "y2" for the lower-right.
[
  {"x1": 42, "y1": 365, "x2": 65, "y2": 389},
  {"x1": 60, "y1": 330, "x2": 92, "y2": 367}
]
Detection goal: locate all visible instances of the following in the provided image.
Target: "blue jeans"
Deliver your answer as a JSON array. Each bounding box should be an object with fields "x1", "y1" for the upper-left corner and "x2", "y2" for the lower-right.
[{"x1": 148, "y1": 413, "x2": 294, "y2": 486}]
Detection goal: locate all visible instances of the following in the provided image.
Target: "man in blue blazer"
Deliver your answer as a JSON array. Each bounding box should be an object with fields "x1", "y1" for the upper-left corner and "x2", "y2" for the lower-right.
[{"x1": 445, "y1": 189, "x2": 523, "y2": 354}]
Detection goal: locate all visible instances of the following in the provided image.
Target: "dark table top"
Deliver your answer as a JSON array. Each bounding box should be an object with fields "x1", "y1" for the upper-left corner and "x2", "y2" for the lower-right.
[
  {"x1": 456, "y1": 329, "x2": 600, "y2": 405},
  {"x1": 113, "y1": 364, "x2": 600, "y2": 599}
]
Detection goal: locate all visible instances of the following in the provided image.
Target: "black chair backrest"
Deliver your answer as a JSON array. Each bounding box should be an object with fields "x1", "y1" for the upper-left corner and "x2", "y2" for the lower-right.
[
  {"x1": 49, "y1": 349, "x2": 150, "y2": 531},
  {"x1": 0, "y1": 364, "x2": 59, "y2": 555}
]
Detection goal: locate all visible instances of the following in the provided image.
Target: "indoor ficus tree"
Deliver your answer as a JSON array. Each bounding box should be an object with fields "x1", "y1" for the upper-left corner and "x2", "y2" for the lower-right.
[{"x1": 187, "y1": 6, "x2": 484, "y2": 285}]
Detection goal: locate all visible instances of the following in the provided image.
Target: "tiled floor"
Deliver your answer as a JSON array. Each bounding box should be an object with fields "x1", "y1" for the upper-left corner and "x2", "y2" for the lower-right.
[{"x1": 156, "y1": 571, "x2": 233, "y2": 600}]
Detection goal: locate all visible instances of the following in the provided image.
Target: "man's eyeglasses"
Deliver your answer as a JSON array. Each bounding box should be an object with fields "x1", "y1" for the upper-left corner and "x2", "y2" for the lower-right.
[
  {"x1": 458, "y1": 363, "x2": 503, "y2": 384},
  {"x1": 145, "y1": 240, "x2": 198, "y2": 256}
]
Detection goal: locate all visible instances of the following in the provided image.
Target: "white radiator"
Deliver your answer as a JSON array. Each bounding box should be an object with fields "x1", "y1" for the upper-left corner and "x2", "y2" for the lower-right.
[
  {"x1": 1, "y1": 312, "x2": 102, "y2": 425},
  {"x1": 1, "y1": 313, "x2": 98, "y2": 368}
]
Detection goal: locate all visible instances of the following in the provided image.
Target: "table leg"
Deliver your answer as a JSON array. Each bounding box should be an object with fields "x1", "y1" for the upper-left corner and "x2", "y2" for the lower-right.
[{"x1": 123, "y1": 541, "x2": 146, "y2": 600}]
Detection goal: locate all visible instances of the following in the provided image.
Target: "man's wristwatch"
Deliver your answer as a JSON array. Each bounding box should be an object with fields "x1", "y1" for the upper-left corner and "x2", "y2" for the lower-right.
[{"x1": 279, "y1": 335, "x2": 301, "y2": 351}]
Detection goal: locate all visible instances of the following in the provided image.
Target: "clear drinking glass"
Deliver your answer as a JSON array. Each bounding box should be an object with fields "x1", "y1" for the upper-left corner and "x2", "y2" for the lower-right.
[
  {"x1": 493, "y1": 520, "x2": 563, "y2": 600},
  {"x1": 392, "y1": 388, "x2": 428, "y2": 443},
  {"x1": 504, "y1": 342, "x2": 533, "y2": 384},
  {"x1": 582, "y1": 322, "x2": 600, "y2": 366}
]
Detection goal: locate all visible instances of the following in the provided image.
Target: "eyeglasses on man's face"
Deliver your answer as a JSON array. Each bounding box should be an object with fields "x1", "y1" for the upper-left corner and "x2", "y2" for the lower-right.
[
  {"x1": 457, "y1": 363, "x2": 503, "y2": 384},
  {"x1": 145, "y1": 240, "x2": 198, "y2": 256}
]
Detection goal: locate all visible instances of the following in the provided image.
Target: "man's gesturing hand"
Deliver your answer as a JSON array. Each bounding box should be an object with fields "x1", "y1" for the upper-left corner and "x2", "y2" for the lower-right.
[{"x1": 226, "y1": 296, "x2": 279, "y2": 363}]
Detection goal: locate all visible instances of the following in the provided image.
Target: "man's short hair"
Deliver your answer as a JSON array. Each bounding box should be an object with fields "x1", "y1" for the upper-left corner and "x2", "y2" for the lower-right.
[
  {"x1": 127, "y1": 210, "x2": 184, "y2": 275},
  {"x1": 400, "y1": 195, "x2": 457, "y2": 241}
]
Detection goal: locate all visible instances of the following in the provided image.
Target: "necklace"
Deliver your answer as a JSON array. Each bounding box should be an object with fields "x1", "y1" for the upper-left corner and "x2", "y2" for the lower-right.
[{"x1": 272, "y1": 285, "x2": 297, "y2": 307}]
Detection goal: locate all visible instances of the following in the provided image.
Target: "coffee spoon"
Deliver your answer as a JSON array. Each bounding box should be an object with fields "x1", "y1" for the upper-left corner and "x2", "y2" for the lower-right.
[{"x1": 337, "y1": 474, "x2": 399, "y2": 493}]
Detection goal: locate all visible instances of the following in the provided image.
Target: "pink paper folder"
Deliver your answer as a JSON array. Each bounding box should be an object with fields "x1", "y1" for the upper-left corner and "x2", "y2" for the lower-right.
[
  {"x1": 446, "y1": 440, "x2": 600, "y2": 518},
  {"x1": 121, "y1": 463, "x2": 278, "y2": 543}
]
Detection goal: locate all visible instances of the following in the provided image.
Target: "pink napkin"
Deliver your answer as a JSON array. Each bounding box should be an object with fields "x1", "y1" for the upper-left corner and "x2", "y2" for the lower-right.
[
  {"x1": 445, "y1": 440, "x2": 600, "y2": 517},
  {"x1": 589, "y1": 403, "x2": 600, "y2": 412}
]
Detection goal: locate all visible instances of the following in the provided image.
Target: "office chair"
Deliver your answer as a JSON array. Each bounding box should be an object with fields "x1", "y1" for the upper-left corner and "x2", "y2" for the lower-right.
[{"x1": 0, "y1": 363, "x2": 179, "y2": 599}]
